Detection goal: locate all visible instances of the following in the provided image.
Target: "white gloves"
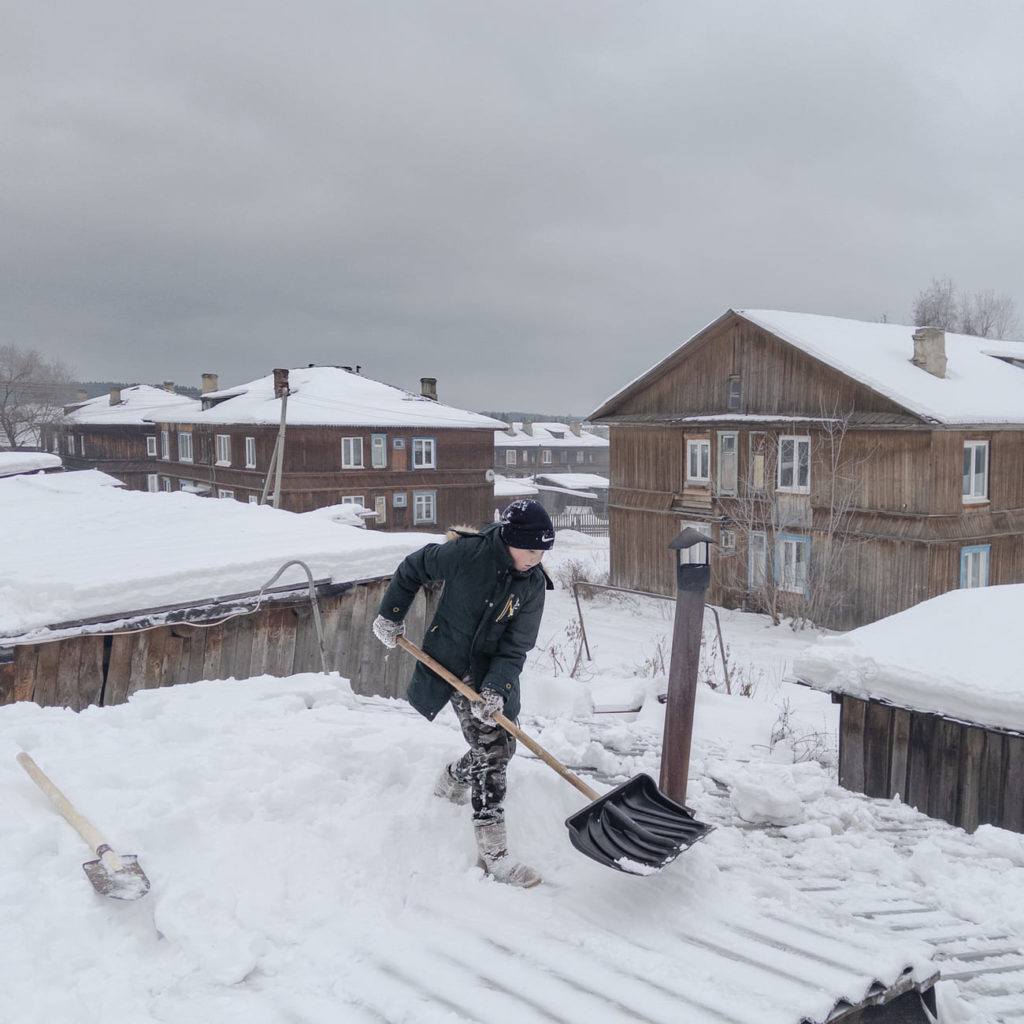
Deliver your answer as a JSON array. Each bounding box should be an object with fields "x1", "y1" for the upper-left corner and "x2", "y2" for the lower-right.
[
  {"x1": 470, "y1": 688, "x2": 505, "y2": 724},
  {"x1": 372, "y1": 614, "x2": 406, "y2": 649}
]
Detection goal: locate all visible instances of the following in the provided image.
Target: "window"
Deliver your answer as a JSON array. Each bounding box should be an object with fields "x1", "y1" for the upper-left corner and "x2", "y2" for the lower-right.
[
  {"x1": 560, "y1": 450, "x2": 568, "y2": 463},
  {"x1": 146, "y1": 474, "x2": 159, "y2": 492},
  {"x1": 146, "y1": 435, "x2": 157, "y2": 458},
  {"x1": 505, "y1": 450, "x2": 517, "y2": 467},
  {"x1": 342, "y1": 437, "x2": 364, "y2": 468},
  {"x1": 727, "y1": 377, "x2": 742, "y2": 411},
  {"x1": 374, "y1": 495, "x2": 387, "y2": 524},
  {"x1": 178, "y1": 431, "x2": 194, "y2": 463},
  {"x1": 217, "y1": 489, "x2": 234, "y2": 500},
  {"x1": 960, "y1": 545, "x2": 990, "y2": 588},
  {"x1": 179, "y1": 479, "x2": 192, "y2": 491},
  {"x1": 717, "y1": 432, "x2": 738, "y2": 495},
  {"x1": 777, "y1": 436, "x2": 810, "y2": 493},
  {"x1": 686, "y1": 439, "x2": 710, "y2": 483},
  {"x1": 66, "y1": 431, "x2": 74, "y2": 455},
  {"x1": 963, "y1": 441, "x2": 989, "y2": 503},
  {"x1": 78, "y1": 435, "x2": 86, "y2": 456},
  {"x1": 245, "y1": 436, "x2": 256, "y2": 469},
  {"x1": 341, "y1": 495, "x2": 365, "y2": 506},
  {"x1": 413, "y1": 490, "x2": 436, "y2": 524},
  {"x1": 678, "y1": 521, "x2": 711, "y2": 564},
  {"x1": 393, "y1": 493, "x2": 408, "y2": 508},
  {"x1": 371, "y1": 434, "x2": 387, "y2": 469},
  {"x1": 750, "y1": 433, "x2": 767, "y2": 490},
  {"x1": 541, "y1": 449, "x2": 552, "y2": 465},
  {"x1": 720, "y1": 529, "x2": 736, "y2": 549},
  {"x1": 392, "y1": 438, "x2": 406, "y2": 450},
  {"x1": 749, "y1": 532, "x2": 767, "y2": 590},
  {"x1": 777, "y1": 534, "x2": 810, "y2": 594},
  {"x1": 161, "y1": 430, "x2": 170, "y2": 460},
  {"x1": 215, "y1": 434, "x2": 231, "y2": 466},
  {"x1": 576, "y1": 451, "x2": 584, "y2": 463},
  {"x1": 412, "y1": 437, "x2": 436, "y2": 469},
  {"x1": 248, "y1": 495, "x2": 259, "y2": 505}
]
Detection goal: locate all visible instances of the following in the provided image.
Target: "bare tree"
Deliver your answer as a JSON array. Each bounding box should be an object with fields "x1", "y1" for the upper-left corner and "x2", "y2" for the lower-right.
[
  {"x1": 912, "y1": 276, "x2": 1020, "y2": 339},
  {"x1": 0, "y1": 345, "x2": 75, "y2": 449}
]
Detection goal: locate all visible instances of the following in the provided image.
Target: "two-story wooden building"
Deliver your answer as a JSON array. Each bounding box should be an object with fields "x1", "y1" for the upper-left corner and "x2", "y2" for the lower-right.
[
  {"x1": 591, "y1": 309, "x2": 1024, "y2": 630},
  {"x1": 494, "y1": 421, "x2": 609, "y2": 478},
  {"x1": 148, "y1": 366, "x2": 504, "y2": 531}
]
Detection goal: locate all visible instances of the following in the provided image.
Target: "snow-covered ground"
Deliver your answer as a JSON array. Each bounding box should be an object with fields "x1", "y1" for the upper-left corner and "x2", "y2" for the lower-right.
[{"x1": 2, "y1": 500, "x2": 1023, "y2": 1022}]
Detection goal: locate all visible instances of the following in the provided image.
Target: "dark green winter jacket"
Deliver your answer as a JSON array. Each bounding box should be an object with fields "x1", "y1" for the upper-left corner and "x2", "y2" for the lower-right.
[{"x1": 377, "y1": 522, "x2": 552, "y2": 721}]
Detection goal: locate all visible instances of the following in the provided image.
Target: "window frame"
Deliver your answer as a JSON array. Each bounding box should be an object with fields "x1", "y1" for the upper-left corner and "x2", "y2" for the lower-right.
[
  {"x1": 748, "y1": 531, "x2": 767, "y2": 590},
  {"x1": 413, "y1": 489, "x2": 437, "y2": 524},
  {"x1": 686, "y1": 438, "x2": 711, "y2": 484},
  {"x1": 245, "y1": 436, "x2": 257, "y2": 469},
  {"x1": 505, "y1": 449, "x2": 517, "y2": 467},
  {"x1": 960, "y1": 544, "x2": 990, "y2": 588},
  {"x1": 215, "y1": 434, "x2": 232, "y2": 466},
  {"x1": 371, "y1": 434, "x2": 388, "y2": 469},
  {"x1": 412, "y1": 437, "x2": 437, "y2": 469},
  {"x1": 962, "y1": 440, "x2": 989, "y2": 504},
  {"x1": 161, "y1": 429, "x2": 170, "y2": 460},
  {"x1": 716, "y1": 431, "x2": 738, "y2": 496},
  {"x1": 146, "y1": 473, "x2": 159, "y2": 492},
  {"x1": 178, "y1": 430, "x2": 194, "y2": 464},
  {"x1": 217, "y1": 488, "x2": 235, "y2": 500},
  {"x1": 776, "y1": 533, "x2": 811, "y2": 595},
  {"x1": 727, "y1": 377, "x2": 742, "y2": 411},
  {"x1": 342, "y1": 436, "x2": 364, "y2": 469},
  {"x1": 146, "y1": 435, "x2": 158, "y2": 458},
  {"x1": 777, "y1": 435, "x2": 811, "y2": 494},
  {"x1": 341, "y1": 495, "x2": 365, "y2": 506}
]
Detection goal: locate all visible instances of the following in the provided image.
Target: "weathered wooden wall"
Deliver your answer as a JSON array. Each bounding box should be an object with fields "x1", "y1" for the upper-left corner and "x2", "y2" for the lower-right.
[
  {"x1": 0, "y1": 578, "x2": 440, "y2": 712},
  {"x1": 838, "y1": 694, "x2": 1024, "y2": 835}
]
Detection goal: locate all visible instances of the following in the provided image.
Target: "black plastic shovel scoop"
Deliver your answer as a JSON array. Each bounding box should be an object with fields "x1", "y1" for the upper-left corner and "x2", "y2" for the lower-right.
[
  {"x1": 17, "y1": 752, "x2": 151, "y2": 900},
  {"x1": 397, "y1": 638, "x2": 712, "y2": 875}
]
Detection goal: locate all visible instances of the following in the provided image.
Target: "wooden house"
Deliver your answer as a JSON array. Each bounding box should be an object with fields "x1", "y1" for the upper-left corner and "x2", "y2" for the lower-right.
[
  {"x1": 53, "y1": 383, "x2": 203, "y2": 491},
  {"x1": 148, "y1": 367, "x2": 504, "y2": 532},
  {"x1": 591, "y1": 309, "x2": 1024, "y2": 630},
  {"x1": 494, "y1": 421, "x2": 609, "y2": 479}
]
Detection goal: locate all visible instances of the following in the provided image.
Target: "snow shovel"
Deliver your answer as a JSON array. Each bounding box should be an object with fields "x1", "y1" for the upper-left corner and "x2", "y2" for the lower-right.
[
  {"x1": 396, "y1": 637, "x2": 712, "y2": 875},
  {"x1": 16, "y1": 752, "x2": 151, "y2": 900}
]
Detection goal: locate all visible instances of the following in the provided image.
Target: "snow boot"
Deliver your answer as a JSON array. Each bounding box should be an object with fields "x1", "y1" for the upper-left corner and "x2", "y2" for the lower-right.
[
  {"x1": 433, "y1": 761, "x2": 470, "y2": 805},
  {"x1": 474, "y1": 821, "x2": 542, "y2": 888}
]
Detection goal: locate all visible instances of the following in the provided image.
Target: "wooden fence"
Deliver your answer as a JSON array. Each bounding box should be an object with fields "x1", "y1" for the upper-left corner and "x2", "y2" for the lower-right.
[
  {"x1": 0, "y1": 577, "x2": 438, "y2": 712},
  {"x1": 837, "y1": 694, "x2": 1024, "y2": 835},
  {"x1": 551, "y1": 512, "x2": 609, "y2": 537}
]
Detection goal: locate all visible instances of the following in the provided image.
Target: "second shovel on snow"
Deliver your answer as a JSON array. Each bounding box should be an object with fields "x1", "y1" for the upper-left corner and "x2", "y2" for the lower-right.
[{"x1": 396, "y1": 637, "x2": 712, "y2": 875}]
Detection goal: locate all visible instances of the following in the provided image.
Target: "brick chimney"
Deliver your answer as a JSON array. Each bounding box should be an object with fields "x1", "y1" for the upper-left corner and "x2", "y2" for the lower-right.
[
  {"x1": 420, "y1": 377, "x2": 438, "y2": 401},
  {"x1": 201, "y1": 372, "x2": 219, "y2": 395},
  {"x1": 522, "y1": 421, "x2": 533, "y2": 436},
  {"x1": 912, "y1": 327, "x2": 947, "y2": 379},
  {"x1": 109, "y1": 387, "x2": 122, "y2": 405},
  {"x1": 569, "y1": 420, "x2": 581, "y2": 437},
  {"x1": 163, "y1": 380, "x2": 175, "y2": 393},
  {"x1": 273, "y1": 368, "x2": 290, "y2": 398}
]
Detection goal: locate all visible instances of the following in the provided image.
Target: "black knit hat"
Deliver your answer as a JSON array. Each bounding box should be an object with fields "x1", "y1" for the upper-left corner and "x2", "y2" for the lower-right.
[{"x1": 499, "y1": 499, "x2": 555, "y2": 550}]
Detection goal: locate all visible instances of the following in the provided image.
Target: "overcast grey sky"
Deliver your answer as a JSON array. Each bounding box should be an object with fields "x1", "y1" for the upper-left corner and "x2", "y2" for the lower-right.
[{"x1": 5, "y1": 1, "x2": 1023, "y2": 415}]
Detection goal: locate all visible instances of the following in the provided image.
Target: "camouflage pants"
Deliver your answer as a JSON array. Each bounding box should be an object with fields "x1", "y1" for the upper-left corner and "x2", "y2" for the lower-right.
[{"x1": 448, "y1": 690, "x2": 517, "y2": 826}]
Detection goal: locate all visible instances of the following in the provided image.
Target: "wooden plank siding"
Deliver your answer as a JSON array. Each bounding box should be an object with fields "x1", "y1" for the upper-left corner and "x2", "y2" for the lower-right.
[
  {"x1": 0, "y1": 579, "x2": 439, "y2": 713},
  {"x1": 596, "y1": 312, "x2": 1024, "y2": 629},
  {"x1": 837, "y1": 695, "x2": 1024, "y2": 835}
]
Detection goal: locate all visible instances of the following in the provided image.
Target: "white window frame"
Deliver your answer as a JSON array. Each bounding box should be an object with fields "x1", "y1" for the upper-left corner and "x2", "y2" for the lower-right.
[
  {"x1": 371, "y1": 434, "x2": 388, "y2": 469},
  {"x1": 720, "y1": 528, "x2": 736, "y2": 550},
  {"x1": 374, "y1": 495, "x2": 387, "y2": 524},
  {"x1": 960, "y1": 545, "x2": 990, "y2": 588},
  {"x1": 146, "y1": 474, "x2": 159, "y2": 492},
  {"x1": 245, "y1": 436, "x2": 257, "y2": 469},
  {"x1": 777, "y1": 436, "x2": 810, "y2": 493},
  {"x1": 217, "y1": 488, "x2": 235, "y2": 500},
  {"x1": 215, "y1": 434, "x2": 232, "y2": 466},
  {"x1": 161, "y1": 429, "x2": 170, "y2": 461},
  {"x1": 413, "y1": 490, "x2": 436, "y2": 524},
  {"x1": 146, "y1": 435, "x2": 158, "y2": 458},
  {"x1": 717, "y1": 431, "x2": 738, "y2": 496},
  {"x1": 178, "y1": 431, "x2": 194, "y2": 463},
  {"x1": 749, "y1": 531, "x2": 767, "y2": 590},
  {"x1": 541, "y1": 449, "x2": 552, "y2": 465},
  {"x1": 341, "y1": 495, "x2": 365, "y2": 506},
  {"x1": 962, "y1": 440, "x2": 989, "y2": 503},
  {"x1": 248, "y1": 494, "x2": 259, "y2": 505},
  {"x1": 78, "y1": 435, "x2": 86, "y2": 456},
  {"x1": 412, "y1": 437, "x2": 436, "y2": 469},
  {"x1": 777, "y1": 534, "x2": 810, "y2": 594},
  {"x1": 342, "y1": 437, "x2": 364, "y2": 469},
  {"x1": 678, "y1": 521, "x2": 711, "y2": 565},
  {"x1": 686, "y1": 439, "x2": 710, "y2": 484},
  {"x1": 505, "y1": 450, "x2": 517, "y2": 467}
]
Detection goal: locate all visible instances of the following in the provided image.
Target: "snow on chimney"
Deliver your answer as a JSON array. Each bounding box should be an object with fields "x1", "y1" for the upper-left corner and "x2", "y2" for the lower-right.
[
  {"x1": 569, "y1": 420, "x2": 581, "y2": 437},
  {"x1": 421, "y1": 377, "x2": 437, "y2": 401},
  {"x1": 912, "y1": 327, "x2": 947, "y2": 379},
  {"x1": 273, "y1": 368, "x2": 290, "y2": 398},
  {"x1": 109, "y1": 387, "x2": 122, "y2": 405},
  {"x1": 201, "y1": 372, "x2": 219, "y2": 395}
]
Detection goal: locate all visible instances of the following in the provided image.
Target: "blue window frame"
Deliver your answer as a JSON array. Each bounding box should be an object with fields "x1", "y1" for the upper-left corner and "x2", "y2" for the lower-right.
[
  {"x1": 960, "y1": 545, "x2": 990, "y2": 588},
  {"x1": 413, "y1": 490, "x2": 436, "y2": 524},
  {"x1": 775, "y1": 533, "x2": 811, "y2": 595}
]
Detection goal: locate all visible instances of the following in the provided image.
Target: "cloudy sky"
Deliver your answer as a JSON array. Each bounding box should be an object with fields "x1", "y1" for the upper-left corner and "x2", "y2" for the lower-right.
[{"x1": 5, "y1": 1, "x2": 1023, "y2": 415}]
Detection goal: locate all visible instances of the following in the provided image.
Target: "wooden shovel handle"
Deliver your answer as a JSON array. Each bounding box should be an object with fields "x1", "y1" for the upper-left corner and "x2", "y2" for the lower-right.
[
  {"x1": 16, "y1": 752, "x2": 120, "y2": 867},
  {"x1": 396, "y1": 635, "x2": 600, "y2": 802}
]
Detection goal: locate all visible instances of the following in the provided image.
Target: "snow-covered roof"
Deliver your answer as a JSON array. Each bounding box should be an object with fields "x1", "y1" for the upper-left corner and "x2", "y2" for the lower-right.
[
  {"x1": 154, "y1": 366, "x2": 504, "y2": 430},
  {"x1": 794, "y1": 585, "x2": 1024, "y2": 734},
  {"x1": 593, "y1": 309, "x2": 1024, "y2": 425},
  {"x1": 0, "y1": 451, "x2": 62, "y2": 477},
  {"x1": 62, "y1": 385, "x2": 201, "y2": 425},
  {"x1": 496, "y1": 421, "x2": 608, "y2": 447},
  {"x1": 0, "y1": 470, "x2": 431, "y2": 643},
  {"x1": 492, "y1": 473, "x2": 539, "y2": 497},
  {"x1": 535, "y1": 473, "x2": 609, "y2": 490}
]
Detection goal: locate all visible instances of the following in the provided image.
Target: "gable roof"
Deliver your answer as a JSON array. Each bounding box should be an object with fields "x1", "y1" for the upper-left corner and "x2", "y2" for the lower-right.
[
  {"x1": 495, "y1": 421, "x2": 608, "y2": 446},
  {"x1": 593, "y1": 309, "x2": 1024, "y2": 425},
  {"x1": 62, "y1": 384, "x2": 201, "y2": 425},
  {"x1": 153, "y1": 366, "x2": 504, "y2": 430}
]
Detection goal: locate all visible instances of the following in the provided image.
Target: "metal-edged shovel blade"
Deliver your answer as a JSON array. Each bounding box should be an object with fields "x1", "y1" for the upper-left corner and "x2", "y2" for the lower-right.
[
  {"x1": 83, "y1": 846, "x2": 151, "y2": 901},
  {"x1": 564, "y1": 774, "x2": 713, "y2": 875}
]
